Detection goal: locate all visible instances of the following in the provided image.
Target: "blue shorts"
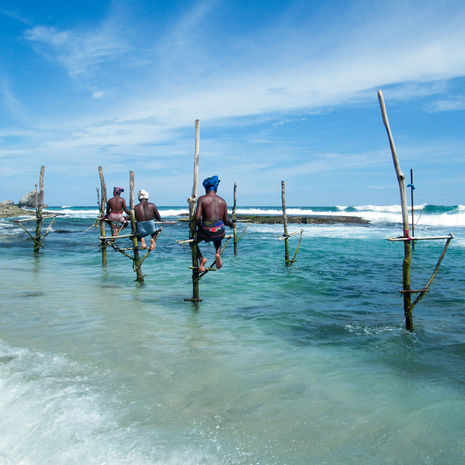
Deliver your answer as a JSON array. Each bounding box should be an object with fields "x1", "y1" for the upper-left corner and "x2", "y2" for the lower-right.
[{"x1": 136, "y1": 220, "x2": 158, "y2": 238}]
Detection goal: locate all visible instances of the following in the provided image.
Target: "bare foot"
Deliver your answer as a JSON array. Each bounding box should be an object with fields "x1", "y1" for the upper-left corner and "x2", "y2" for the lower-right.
[
  {"x1": 141, "y1": 238, "x2": 147, "y2": 249},
  {"x1": 150, "y1": 238, "x2": 156, "y2": 250},
  {"x1": 215, "y1": 253, "x2": 222, "y2": 270},
  {"x1": 199, "y1": 257, "x2": 208, "y2": 273}
]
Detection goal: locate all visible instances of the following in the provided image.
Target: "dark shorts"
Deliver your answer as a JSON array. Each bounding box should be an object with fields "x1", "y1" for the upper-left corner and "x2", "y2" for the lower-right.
[
  {"x1": 197, "y1": 220, "x2": 225, "y2": 243},
  {"x1": 136, "y1": 220, "x2": 158, "y2": 238}
]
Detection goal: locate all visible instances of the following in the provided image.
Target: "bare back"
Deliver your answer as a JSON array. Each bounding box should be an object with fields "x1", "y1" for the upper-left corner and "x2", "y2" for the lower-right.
[
  {"x1": 135, "y1": 200, "x2": 161, "y2": 222},
  {"x1": 196, "y1": 192, "x2": 233, "y2": 226},
  {"x1": 107, "y1": 196, "x2": 129, "y2": 214}
]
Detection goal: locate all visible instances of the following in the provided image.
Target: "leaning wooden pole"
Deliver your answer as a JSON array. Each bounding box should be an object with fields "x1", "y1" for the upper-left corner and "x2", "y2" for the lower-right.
[
  {"x1": 98, "y1": 166, "x2": 108, "y2": 266},
  {"x1": 129, "y1": 171, "x2": 144, "y2": 283},
  {"x1": 378, "y1": 90, "x2": 413, "y2": 331},
  {"x1": 281, "y1": 180, "x2": 290, "y2": 266},
  {"x1": 233, "y1": 182, "x2": 238, "y2": 256},
  {"x1": 186, "y1": 120, "x2": 201, "y2": 302},
  {"x1": 33, "y1": 165, "x2": 45, "y2": 254}
]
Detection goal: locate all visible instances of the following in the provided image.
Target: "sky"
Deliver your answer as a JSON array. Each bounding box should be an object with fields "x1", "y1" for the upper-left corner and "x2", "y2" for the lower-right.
[{"x1": 1, "y1": 0, "x2": 465, "y2": 206}]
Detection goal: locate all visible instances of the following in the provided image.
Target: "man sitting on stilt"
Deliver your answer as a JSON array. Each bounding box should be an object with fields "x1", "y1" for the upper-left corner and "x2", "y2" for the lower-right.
[
  {"x1": 105, "y1": 186, "x2": 130, "y2": 236},
  {"x1": 195, "y1": 176, "x2": 235, "y2": 273},
  {"x1": 135, "y1": 189, "x2": 161, "y2": 250}
]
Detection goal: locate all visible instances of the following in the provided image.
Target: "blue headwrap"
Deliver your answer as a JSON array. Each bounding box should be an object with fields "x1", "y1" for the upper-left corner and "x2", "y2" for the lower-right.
[{"x1": 203, "y1": 175, "x2": 220, "y2": 192}]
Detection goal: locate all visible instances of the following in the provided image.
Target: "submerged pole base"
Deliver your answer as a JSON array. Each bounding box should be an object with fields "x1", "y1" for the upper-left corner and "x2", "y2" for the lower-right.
[{"x1": 184, "y1": 297, "x2": 203, "y2": 302}]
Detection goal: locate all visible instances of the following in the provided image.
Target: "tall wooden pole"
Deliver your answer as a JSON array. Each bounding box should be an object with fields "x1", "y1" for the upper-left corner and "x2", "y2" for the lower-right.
[
  {"x1": 378, "y1": 90, "x2": 413, "y2": 330},
  {"x1": 410, "y1": 169, "x2": 415, "y2": 251},
  {"x1": 33, "y1": 165, "x2": 45, "y2": 254},
  {"x1": 98, "y1": 166, "x2": 108, "y2": 266},
  {"x1": 281, "y1": 180, "x2": 290, "y2": 266},
  {"x1": 187, "y1": 120, "x2": 201, "y2": 302},
  {"x1": 129, "y1": 171, "x2": 144, "y2": 283},
  {"x1": 233, "y1": 182, "x2": 238, "y2": 256}
]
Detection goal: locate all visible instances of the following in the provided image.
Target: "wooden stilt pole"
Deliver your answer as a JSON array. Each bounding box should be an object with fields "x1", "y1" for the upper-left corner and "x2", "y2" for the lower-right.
[
  {"x1": 378, "y1": 90, "x2": 413, "y2": 330},
  {"x1": 129, "y1": 171, "x2": 144, "y2": 283},
  {"x1": 33, "y1": 166, "x2": 45, "y2": 254},
  {"x1": 233, "y1": 182, "x2": 238, "y2": 256},
  {"x1": 98, "y1": 166, "x2": 108, "y2": 266},
  {"x1": 15, "y1": 165, "x2": 56, "y2": 251},
  {"x1": 186, "y1": 120, "x2": 201, "y2": 302},
  {"x1": 281, "y1": 180, "x2": 290, "y2": 266},
  {"x1": 409, "y1": 169, "x2": 415, "y2": 251}
]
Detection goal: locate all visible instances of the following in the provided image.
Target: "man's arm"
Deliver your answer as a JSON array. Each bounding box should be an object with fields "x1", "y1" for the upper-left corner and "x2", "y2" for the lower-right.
[
  {"x1": 122, "y1": 199, "x2": 130, "y2": 215},
  {"x1": 195, "y1": 198, "x2": 203, "y2": 225},
  {"x1": 222, "y1": 201, "x2": 235, "y2": 228},
  {"x1": 153, "y1": 204, "x2": 161, "y2": 221}
]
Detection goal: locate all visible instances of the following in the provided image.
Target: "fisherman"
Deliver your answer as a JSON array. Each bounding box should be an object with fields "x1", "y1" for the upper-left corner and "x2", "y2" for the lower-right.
[
  {"x1": 105, "y1": 186, "x2": 130, "y2": 236},
  {"x1": 134, "y1": 189, "x2": 161, "y2": 250},
  {"x1": 195, "y1": 175, "x2": 235, "y2": 273}
]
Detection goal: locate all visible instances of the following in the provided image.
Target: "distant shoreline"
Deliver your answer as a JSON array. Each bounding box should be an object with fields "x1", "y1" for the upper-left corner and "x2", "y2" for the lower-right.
[
  {"x1": 179, "y1": 214, "x2": 370, "y2": 224},
  {"x1": 1, "y1": 203, "x2": 370, "y2": 224}
]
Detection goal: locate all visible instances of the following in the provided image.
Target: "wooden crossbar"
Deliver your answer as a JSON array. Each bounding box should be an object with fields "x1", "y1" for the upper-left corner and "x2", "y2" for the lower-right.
[
  {"x1": 15, "y1": 214, "x2": 56, "y2": 223},
  {"x1": 399, "y1": 289, "x2": 430, "y2": 294},
  {"x1": 387, "y1": 234, "x2": 454, "y2": 242},
  {"x1": 99, "y1": 233, "x2": 134, "y2": 240},
  {"x1": 177, "y1": 238, "x2": 194, "y2": 244},
  {"x1": 189, "y1": 266, "x2": 216, "y2": 271},
  {"x1": 277, "y1": 229, "x2": 304, "y2": 240}
]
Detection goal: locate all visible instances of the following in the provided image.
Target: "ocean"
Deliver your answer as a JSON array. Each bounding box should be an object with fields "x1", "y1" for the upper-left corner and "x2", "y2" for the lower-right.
[{"x1": 1, "y1": 204, "x2": 464, "y2": 465}]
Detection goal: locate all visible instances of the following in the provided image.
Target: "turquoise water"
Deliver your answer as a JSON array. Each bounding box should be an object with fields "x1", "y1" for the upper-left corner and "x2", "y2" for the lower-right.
[{"x1": 1, "y1": 206, "x2": 465, "y2": 464}]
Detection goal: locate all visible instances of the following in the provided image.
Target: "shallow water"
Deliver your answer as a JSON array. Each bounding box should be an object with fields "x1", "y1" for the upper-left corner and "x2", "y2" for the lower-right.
[{"x1": 1, "y1": 209, "x2": 465, "y2": 464}]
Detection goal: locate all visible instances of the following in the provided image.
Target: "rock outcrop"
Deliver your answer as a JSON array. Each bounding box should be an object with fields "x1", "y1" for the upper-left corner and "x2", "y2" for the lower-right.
[
  {"x1": 0, "y1": 204, "x2": 33, "y2": 218},
  {"x1": 0, "y1": 200, "x2": 14, "y2": 208},
  {"x1": 18, "y1": 191, "x2": 37, "y2": 208}
]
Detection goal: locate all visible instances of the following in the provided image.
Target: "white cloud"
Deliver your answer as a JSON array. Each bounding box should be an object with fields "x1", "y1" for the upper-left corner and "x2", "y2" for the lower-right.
[
  {"x1": 92, "y1": 90, "x2": 105, "y2": 99},
  {"x1": 3, "y1": 0, "x2": 465, "y2": 204},
  {"x1": 426, "y1": 96, "x2": 465, "y2": 112},
  {"x1": 0, "y1": 79, "x2": 30, "y2": 123},
  {"x1": 24, "y1": 15, "x2": 131, "y2": 79}
]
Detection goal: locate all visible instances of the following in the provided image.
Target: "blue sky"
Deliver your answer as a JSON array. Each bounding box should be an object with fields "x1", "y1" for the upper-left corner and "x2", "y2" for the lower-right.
[{"x1": 1, "y1": 0, "x2": 465, "y2": 206}]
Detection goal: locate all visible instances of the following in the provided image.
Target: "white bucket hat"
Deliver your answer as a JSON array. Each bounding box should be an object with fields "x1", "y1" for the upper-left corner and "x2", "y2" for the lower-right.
[{"x1": 138, "y1": 189, "x2": 149, "y2": 200}]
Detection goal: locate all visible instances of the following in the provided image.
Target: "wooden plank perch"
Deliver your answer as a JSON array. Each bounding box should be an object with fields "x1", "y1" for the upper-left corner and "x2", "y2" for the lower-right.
[
  {"x1": 277, "y1": 230, "x2": 303, "y2": 240},
  {"x1": 177, "y1": 238, "x2": 195, "y2": 244},
  {"x1": 99, "y1": 233, "x2": 135, "y2": 240},
  {"x1": 388, "y1": 234, "x2": 454, "y2": 242}
]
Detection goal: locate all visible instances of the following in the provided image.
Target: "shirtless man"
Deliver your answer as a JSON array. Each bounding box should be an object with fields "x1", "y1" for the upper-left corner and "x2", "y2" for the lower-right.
[
  {"x1": 105, "y1": 186, "x2": 130, "y2": 236},
  {"x1": 195, "y1": 176, "x2": 234, "y2": 273},
  {"x1": 134, "y1": 189, "x2": 161, "y2": 250}
]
